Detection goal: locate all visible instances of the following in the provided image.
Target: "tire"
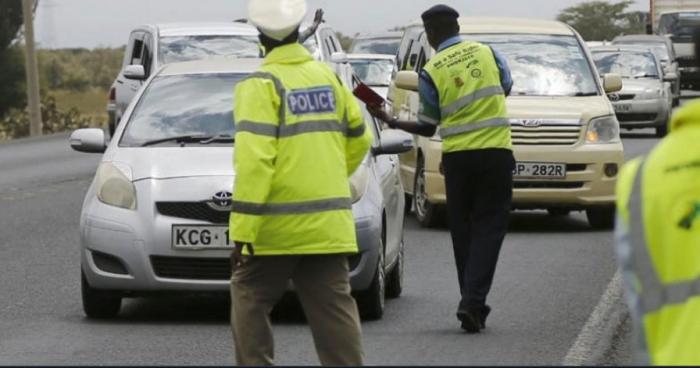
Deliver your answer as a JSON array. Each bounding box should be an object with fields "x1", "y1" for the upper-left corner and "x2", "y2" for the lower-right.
[
  {"x1": 655, "y1": 121, "x2": 668, "y2": 138},
  {"x1": 586, "y1": 207, "x2": 615, "y2": 230},
  {"x1": 404, "y1": 193, "x2": 412, "y2": 215},
  {"x1": 547, "y1": 208, "x2": 571, "y2": 217},
  {"x1": 81, "y1": 272, "x2": 121, "y2": 319},
  {"x1": 413, "y1": 157, "x2": 443, "y2": 228},
  {"x1": 357, "y1": 249, "x2": 385, "y2": 320},
  {"x1": 385, "y1": 241, "x2": 404, "y2": 299}
]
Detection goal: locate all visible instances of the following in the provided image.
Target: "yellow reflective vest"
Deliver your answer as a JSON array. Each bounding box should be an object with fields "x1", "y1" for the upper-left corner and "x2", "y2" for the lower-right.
[
  {"x1": 423, "y1": 41, "x2": 511, "y2": 153},
  {"x1": 615, "y1": 100, "x2": 700, "y2": 365},
  {"x1": 230, "y1": 43, "x2": 372, "y2": 255}
]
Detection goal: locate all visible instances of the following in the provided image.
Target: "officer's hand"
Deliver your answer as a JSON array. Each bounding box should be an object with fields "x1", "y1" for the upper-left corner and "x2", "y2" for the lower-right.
[
  {"x1": 231, "y1": 242, "x2": 252, "y2": 268},
  {"x1": 313, "y1": 9, "x2": 324, "y2": 24},
  {"x1": 367, "y1": 104, "x2": 392, "y2": 123}
]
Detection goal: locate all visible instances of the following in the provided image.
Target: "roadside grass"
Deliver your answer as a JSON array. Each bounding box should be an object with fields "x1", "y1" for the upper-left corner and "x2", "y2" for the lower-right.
[{"x1": 51, "y1": 88, "x2": 108, "y2": 124}]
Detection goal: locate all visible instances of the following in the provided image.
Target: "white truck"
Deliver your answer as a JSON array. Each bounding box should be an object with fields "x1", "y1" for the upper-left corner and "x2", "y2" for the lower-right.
[{"x1": 650, "y1": 0, "x2": 700, "y2": 89}]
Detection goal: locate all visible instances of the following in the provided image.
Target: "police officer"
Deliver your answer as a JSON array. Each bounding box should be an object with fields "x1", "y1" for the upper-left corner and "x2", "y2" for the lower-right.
[
  {"x1": 369, "y1": 4, "x2": 513, "y2": 333},
  {"x1": 614, "y1": 27, "x2": 700, "y2": 365},
  {"x1": 228, "y1": 0, "x2": 372, "y2": 365}
]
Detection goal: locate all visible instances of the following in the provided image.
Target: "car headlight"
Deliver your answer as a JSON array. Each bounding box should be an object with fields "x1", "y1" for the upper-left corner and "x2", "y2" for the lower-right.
[
  {"x1": 586, "y1": 115, "x2": 620, "y2": 144},
  {"x1": 95, "y1": 162, "x2": 137, "y2": 210},
  {"x1": 349, "y1": 164, "x2": 369, "y2": 204}
]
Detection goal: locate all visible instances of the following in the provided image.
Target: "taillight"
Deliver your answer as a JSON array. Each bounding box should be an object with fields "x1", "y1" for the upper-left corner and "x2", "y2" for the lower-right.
[{"x1": 109, "y1": 87, "x2": 116, "y2": 102}]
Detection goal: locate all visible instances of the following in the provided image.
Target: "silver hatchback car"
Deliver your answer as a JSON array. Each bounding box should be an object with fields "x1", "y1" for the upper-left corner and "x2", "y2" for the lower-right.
[
  {"x1": 591, "y1": 46, "x2": 674, "y2": 137},
  {"x1": 70, "y1": 58, "x2": 413, "y2": 320}
]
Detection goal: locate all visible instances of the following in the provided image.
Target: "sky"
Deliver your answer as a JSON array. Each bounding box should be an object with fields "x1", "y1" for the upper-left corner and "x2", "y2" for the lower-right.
[{"x1": 34, "y1": 0, "x2": 649, "y2": 49}]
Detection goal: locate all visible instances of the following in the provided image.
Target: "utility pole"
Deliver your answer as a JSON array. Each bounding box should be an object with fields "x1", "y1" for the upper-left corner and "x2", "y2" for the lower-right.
[{"x1": 22, "y1": 0, "x2": 42, "y2": 136}]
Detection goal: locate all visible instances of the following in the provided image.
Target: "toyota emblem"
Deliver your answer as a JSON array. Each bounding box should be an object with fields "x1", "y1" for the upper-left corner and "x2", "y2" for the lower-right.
[
  {"x1": 208, "y1": 191, "x2": 233, "y2": 211},
  {"x1": 608, "y1": 93, "x2": 620, "y2": 102}
]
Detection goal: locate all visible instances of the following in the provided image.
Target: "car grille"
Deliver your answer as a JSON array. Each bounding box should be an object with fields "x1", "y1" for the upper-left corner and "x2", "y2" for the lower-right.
[
  {"x1": 151, "y1": 256, "x2": 231, "y2": 280},
  {"x1": 514, "y1": 181, "x2": 585, "y2": 189},
  {"x1": 617, "y1": 94, "x2": 636, "y2": 101},
  {"x1": 510, "y1": 123, "x2": 582, "y2": 146},
  {"x1": 157, "y1": 202, "x2": 229, "y2": 224},
  {"x1": 151, "y1": 255, "x2": 361, "y2": 281},
  {"x1": 616, "y1": 113, "x2": 657, "y2": 122}
]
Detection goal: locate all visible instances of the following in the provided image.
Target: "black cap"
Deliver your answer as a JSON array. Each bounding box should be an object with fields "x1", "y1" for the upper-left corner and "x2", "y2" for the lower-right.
[{"x1": 421, "y1": 4, "x2": 460, "y2": 22}]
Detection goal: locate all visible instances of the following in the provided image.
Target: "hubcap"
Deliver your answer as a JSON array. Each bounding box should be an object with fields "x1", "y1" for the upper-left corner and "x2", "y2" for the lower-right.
[{"x1": 415, "y1": 169, "x2": 428, "y2": 218}]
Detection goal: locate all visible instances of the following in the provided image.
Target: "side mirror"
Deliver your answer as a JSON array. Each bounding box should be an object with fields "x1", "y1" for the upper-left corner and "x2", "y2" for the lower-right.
[
  {"x1": 123, "y1": 65, "x2": 146, "y2": 80},
  {"x1": 372, "y1": 129, "x2": 414, "y2": 156},
  {"x1": 69, "y1": 128, "x2": 107, "y2": 153},
  {"x1": 603, "y1": 73, "x2": 623, "y2": 93},
  {"x1": 664, "y1": 72, "x2": 678, "y2": 82},
  {"x1": 330, "y1": 51, "x2": 348, "y2": 64},
  {"x1": 394, "y1": 70, "x2": 419, "y2": 91}
]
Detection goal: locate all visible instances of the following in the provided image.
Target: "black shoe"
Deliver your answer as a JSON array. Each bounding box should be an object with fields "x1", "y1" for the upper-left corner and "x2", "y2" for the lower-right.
[
  {"x1": 478, "y1": 305, "x2": 491, "y2": 329},
  {"x1": 456, "y1": 309, "x2": 480, "y2": 333}
]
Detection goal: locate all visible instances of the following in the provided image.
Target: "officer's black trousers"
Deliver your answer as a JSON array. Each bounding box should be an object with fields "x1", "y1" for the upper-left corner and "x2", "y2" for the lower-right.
[{"x1": 442, "y1": 148, "x2": 514, "y2": 312}]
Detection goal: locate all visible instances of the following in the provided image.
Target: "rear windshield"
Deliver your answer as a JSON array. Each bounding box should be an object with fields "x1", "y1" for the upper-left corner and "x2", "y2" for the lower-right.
[
  {"x1": 466, "y1": 34, "x2": 599, "y2": 97},
  {"x1": 159, "y1": 35, "x2": 261, "y2": 64},
  {"x1": 350, "y1": 38, "x2": 401, "y2": 55},
  {"x1": 592, "y1": 51, "x2": 659, "y2": 79},
  {"x1": 613, "y1": 41, "x2": 670, "y2": 62},
  {"x1": 120, "y1": 74, "x2": 246, "y2": 146}
]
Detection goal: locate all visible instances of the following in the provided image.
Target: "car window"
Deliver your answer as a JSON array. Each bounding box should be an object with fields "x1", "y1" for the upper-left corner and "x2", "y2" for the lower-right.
[
  {"x1": 469, "y1": 34, "x2": 599, "y2": 97},
  {"x1": 592, "y1": 51, "x2": 660, "y2": 79},
  {"x1": 348, "y1": 58, "x2": 395, "y2": 86},
  {"x1": 120, "y1": 74, "x2": 247, "y2": 146},
  {"x1": 159, "y1": 35, "x2": 260, "y2": 64},
  {"x1": 142, "y1": 34, "x2": 154, "y2": 77},
  {"x1": 659, "y1": 12, "x2": 700, "y2": 40},
  {"x1": 130, "y1": 37, "x2": 144, "y2": 66},
  {"x1": 351, "y1": 38, "x2": 401, "y2": 55}
]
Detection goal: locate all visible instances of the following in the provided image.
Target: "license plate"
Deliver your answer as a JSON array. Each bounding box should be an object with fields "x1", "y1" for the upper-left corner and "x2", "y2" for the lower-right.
[
  {"x1": 614, "y1": 104, "x2": 631, "y2": 113},
  {"x1": 513, "y1": 162, "x2": 566, "y2": 179},
  {"x1": 172, "y1": 225, "x2": 234, "y2": 250}
]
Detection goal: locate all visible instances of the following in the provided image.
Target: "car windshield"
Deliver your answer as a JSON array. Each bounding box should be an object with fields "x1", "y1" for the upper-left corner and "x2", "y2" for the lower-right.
[
  {"x1": 120, "y1": 74, "x2": 246, "y2": 146},
  {"x1": 159, "y1": 35, "x2": 260, "y2": 64},
  {"x1": 351, "y1": 38, "x2": 401, "y2": 55},
  {"x1": 614, "y1": 41, "x2": 670, "y2": 63},
  {"x1": 592, "y1": 51, "x2": 659, "y2": 79},
  {"x1": 349, "y1": 59, "x2": 394, "y2": 86},
  {"x1": 467, "y1": 34, "x2": 599, "y2": 96},
  {"x1": 659, "y1": 12, "x2": 700, "y2": 39}
]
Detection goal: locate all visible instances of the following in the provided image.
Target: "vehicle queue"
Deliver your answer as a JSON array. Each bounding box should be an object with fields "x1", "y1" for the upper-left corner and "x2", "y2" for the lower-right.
[{"x1": 64, "y1": 0, "x2": 698, "y2": 365}]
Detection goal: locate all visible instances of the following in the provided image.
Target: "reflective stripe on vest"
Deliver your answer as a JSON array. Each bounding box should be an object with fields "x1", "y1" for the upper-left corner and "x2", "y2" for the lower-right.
[
  {"x1": 441, "y1": 85, "x2": 504, "y2": 117},
  {"x1": 231, "y1": 197, "x2": 352, "y2": 215},
  {"x1": 236, "y1": 119, "x2": 365, "y2": 138},
  {"x1": 438, "y1": 117, "x2": 510, "y2": 139},
  {"x1": 628, "y1": 159, "x2": 700, "y2": 315}
]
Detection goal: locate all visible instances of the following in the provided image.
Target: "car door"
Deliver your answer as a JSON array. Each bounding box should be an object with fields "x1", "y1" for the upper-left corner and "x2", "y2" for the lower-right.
[
  {"x1": 117, "y1": 31, "x2": 147, "y2": 116},
  {"x1": 366, "y1": 109, "x2": 403, "y2": 265}
]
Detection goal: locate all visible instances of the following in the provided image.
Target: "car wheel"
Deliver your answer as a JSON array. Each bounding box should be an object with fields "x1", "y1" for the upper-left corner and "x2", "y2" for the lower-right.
[
  {"x1": 655, "y1": 121, "x2": 668, "y2": 138},
  {"x1": 547, "y1": 208, "x2": 571, "y2": 217},
  {"x1": 357, "y1": 249, "x2": 385, "y2": 320},
  {"x1": 385, "y1": 241, "x2": 404, "y2": 299},
  {"x1": 404, "y1": 193, "x2": 413, "y2": 215},
  {"x1": 414, "y1": 158, "x2": 443, "y2": 228},
  {"x1": 586, "y1": 207, "x2": 615, "y2": 230},
  {"x1": 81, "y1": 271, "x2": 121, "y2": 319}
]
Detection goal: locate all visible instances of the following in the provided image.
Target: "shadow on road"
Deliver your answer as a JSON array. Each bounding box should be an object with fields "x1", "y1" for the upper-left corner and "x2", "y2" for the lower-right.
[{"x1": 621, "y1": 132, "x2": 658, "y2": 139}]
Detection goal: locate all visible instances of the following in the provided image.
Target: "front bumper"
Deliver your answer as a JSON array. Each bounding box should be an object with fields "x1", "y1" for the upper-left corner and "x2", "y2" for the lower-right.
[
  {"x1": 422, "y1": 143, "x2": 623, "y2": 209},
  {"x1": 80, "y1": 178, "x2": 382, "y2": 294},
  {"x1": 613, "y1": 98, "x2": 668, "y2": 129}
]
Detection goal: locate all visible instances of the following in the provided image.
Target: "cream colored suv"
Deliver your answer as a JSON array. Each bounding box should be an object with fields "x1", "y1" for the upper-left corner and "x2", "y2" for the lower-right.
[{"x1": 388, "y1": 17, "x2": 625, "y2": 229}]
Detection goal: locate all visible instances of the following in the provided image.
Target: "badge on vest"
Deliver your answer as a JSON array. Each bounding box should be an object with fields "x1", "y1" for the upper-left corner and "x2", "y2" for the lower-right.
[{"x1": 288, "y1": 87, "x2": 336, "y2": 115}]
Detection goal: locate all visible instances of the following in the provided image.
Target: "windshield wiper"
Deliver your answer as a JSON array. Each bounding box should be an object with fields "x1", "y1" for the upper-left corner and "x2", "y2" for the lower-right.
[
  {"x1": 140, "y1": 134, "x2": 234, "y2": 147},
  {"x1": 634, "y1": 74, "x2": 659, "y2": 79},
  {"x1": 573, "y1": 92, "x2": 598, "y2": 96}
]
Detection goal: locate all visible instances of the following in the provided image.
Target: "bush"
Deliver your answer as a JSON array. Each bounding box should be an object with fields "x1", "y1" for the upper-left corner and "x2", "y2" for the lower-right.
[
  {"x1": 0, "y1": 45, "x2": 26, "y2": 117},
  {"x1": 0, "y1": 94, "x2": 95, "y2": 140}
]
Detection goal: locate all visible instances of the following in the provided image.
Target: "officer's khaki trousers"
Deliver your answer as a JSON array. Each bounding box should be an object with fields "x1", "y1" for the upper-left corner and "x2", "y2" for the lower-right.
[{"x1": 230, "y1": 254, "x2": 364, "y2": 366}]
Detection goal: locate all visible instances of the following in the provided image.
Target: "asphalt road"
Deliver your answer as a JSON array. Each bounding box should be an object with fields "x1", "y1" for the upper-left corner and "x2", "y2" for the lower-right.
[{"x1": 0, "y1": 124, "x2": 665, "y2": 365}]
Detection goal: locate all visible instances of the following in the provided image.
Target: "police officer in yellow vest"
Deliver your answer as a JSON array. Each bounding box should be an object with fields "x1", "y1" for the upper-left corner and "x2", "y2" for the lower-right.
[
  {"x1": 614, "y1": 27, "x2": 700, "y2": 365},
  {"x1": 370, "y1": 4, "x2": 514, "y2": 333},
  {"x1": 228, "y1": 0, "x2": 372, "y2": 365}
]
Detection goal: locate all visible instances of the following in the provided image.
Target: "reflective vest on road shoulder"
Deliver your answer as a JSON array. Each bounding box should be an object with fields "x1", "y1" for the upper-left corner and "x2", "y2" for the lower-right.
[
  {"x1": 615, "y1": 100, "x2": 700, "y2": 365},
  {"x1": 423, "y1": 41, "x2": 511, "y2": 153}
]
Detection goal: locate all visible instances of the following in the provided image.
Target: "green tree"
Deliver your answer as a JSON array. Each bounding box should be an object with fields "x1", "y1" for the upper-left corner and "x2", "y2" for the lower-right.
[
  {"x1": 0, "y1": 0, "x2": 27, "y2": 117},
  {"x1": 335, "y1": 32, "x2": 354, "y2": 52},
  {"x1": 557, "y1": 0, "x2": 648, "y2": 41}
]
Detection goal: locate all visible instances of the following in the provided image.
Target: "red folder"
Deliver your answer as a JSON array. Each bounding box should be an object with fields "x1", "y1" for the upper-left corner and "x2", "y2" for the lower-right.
[{"x1": 353, "y1": 81, "x2": 386, "y2": 108}]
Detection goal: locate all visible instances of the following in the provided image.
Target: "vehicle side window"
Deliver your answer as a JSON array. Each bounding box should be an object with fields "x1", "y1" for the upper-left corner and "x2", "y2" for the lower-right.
[
  {"x1": 406, "y1": 33, "x2": 423, "y2": 71},
  {"x1": 401, "y1": 40, "x2": 414, "y2": 71},
  {"x1": 129, "y1": 35, "x2": 145, "y2": 66}
]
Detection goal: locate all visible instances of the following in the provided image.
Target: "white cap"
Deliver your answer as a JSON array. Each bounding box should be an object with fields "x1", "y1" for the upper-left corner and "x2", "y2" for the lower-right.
[{"x1": 249, "y1": 0, "x2": 307, "y2": 41}]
